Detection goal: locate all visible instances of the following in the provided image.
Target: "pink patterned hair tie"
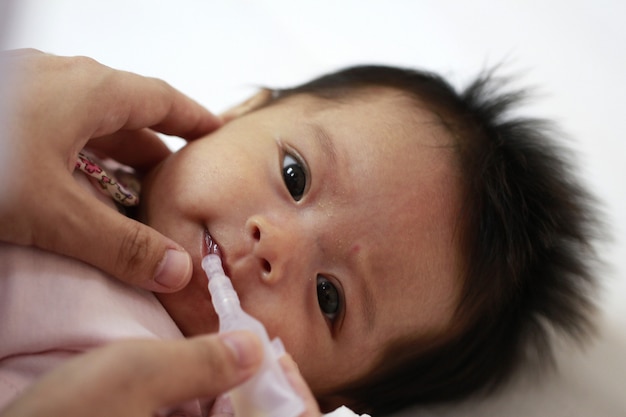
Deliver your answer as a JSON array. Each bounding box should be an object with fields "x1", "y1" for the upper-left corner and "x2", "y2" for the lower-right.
[{"x1": 75, "y1": 152, "x2": 139, "y2": 206}]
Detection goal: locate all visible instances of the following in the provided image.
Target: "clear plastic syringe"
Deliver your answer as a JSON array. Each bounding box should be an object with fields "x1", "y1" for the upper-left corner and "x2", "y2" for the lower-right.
[{"x1": 201, "y1": 247, "x2": 305, "y2": 417}]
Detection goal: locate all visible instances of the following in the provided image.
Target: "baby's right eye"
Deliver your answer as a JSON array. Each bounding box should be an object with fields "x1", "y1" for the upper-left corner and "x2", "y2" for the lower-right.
[
  {"x1": 282, "y1": 154, "x2": 307, "y2": 201},
  {"x1": 317, "y1": 275, "x2": 341, "y2": 321}
]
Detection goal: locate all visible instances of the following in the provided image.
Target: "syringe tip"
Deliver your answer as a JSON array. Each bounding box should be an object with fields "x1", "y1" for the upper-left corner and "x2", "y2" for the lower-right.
[{"x1": 203, "y1": 230, "x2": 222, "y2": 257}]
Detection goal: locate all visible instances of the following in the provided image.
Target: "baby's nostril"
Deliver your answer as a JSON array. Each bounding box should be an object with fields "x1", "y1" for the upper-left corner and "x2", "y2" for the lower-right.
[
  {"x1": 263, "y1": 259, "x2": 271, "y2": 273},
  {"x1": 253, "y1": 227, "x2": 261, "y2": 241}
]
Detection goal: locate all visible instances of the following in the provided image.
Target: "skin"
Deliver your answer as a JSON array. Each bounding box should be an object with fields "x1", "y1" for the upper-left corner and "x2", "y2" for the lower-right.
[{"x1": 140, "y1": 89, "x2": 463, "y2": 399}]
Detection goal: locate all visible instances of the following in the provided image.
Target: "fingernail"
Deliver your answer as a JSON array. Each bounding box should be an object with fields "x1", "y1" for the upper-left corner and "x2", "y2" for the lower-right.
[
  {"x1": 154, "y1": 249, "x2": 191, "y2": 289},
  {"x1": 219, "y1": 332, "x2": 261, "y2": 368}
]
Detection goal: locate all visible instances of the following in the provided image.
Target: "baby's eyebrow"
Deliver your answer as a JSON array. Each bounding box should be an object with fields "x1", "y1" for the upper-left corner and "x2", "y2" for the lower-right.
[{"x1": 307, "y1": 122, "x2": 338, "y2": 164}]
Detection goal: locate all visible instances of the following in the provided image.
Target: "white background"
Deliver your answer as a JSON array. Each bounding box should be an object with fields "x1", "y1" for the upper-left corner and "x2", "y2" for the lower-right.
[{"x1": 3, "y1": 1, "x2": 625, "y2": 414}]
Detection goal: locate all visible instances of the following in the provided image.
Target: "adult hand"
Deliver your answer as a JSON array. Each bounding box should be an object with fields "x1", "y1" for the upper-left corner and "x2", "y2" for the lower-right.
[
  {"x1": 0, "y1": 332, "x2": 263, "y2": 417},
  {"x1": 0, "y1": 49, "x2": 222, "y2": 291},
  {"x1": 208, "y1": 354, "x2": 322, "y2": 417}
]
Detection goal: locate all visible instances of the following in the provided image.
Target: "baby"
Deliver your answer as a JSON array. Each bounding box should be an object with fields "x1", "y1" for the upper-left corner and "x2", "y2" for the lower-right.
[{"x1": 0, "y1": 64, "x2": 599, "y2": 415}]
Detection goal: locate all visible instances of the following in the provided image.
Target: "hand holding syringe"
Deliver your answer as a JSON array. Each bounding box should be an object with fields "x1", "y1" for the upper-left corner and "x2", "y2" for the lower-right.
[{"x1": 201, "y1": 243, "x2": 305, "y2": 417}]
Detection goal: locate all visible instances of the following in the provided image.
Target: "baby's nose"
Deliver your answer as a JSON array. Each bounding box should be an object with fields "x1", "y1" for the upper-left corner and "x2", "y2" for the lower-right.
[{"x1": 246, "y1": 215, "x2": 297, "y2": 284}]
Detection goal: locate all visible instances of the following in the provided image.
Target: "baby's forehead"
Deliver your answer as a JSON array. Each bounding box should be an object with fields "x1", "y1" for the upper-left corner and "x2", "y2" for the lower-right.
[{"x1": 273, "y1": 87, "x2": 454, "y2": 139}]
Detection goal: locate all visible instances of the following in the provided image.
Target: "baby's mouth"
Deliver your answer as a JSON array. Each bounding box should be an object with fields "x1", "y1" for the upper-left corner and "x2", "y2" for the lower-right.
[
  {"x1": 203, "y1": 229, "x2": 222, "y2": 257},
  {"x1": 202, "y1": 229, "x2": 233, "y2": 281},
  {"x1": 203, "y1": 229, "x2": 217, "y2": 256}
]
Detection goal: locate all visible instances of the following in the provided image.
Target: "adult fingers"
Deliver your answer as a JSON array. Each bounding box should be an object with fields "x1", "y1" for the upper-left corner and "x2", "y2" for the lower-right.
[
  {"x1": 128, "y1": 333, "x2": 263, "y2": 407},
  {"x1": 75, "y1": 58, "x2": 223, "y2": 141},
  {"x1": 87, "y1": 128, "x2": 173, "y2": 173},
  {"x1": 5, "y1": 49, "x2": 221, "y2": 159},
  {"x1": 0, "y1": 166, "x2": 191, "y2": 292},
  {"x1": 50, "y1": 184, "x2": 194, "y2": 291},
  {"x1": 1, "y1": 332, "x2": 263, "y2": 417},
  {"x1": 1, "y1": 166, "x2": 191, "y2": 291}
]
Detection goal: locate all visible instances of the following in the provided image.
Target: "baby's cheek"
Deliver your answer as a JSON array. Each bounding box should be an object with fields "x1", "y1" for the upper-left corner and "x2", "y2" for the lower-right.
[
  {"x1": 239, "y1": 292, "x2": 322, "y2": 383},
  {"x1": 255, "y1": 310, "x2": 307, "y2": 360}
]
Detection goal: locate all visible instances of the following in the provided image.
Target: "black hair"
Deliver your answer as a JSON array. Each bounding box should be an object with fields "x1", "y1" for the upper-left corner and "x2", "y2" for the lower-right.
[{"x1": 271, "y1": 65, "x2": 601, "y2": 415}]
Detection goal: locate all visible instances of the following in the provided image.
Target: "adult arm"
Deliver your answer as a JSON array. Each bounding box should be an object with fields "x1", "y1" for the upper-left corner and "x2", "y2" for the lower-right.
[{"x1": 0, "y1": 49, "x2": 221, "y2": 291}]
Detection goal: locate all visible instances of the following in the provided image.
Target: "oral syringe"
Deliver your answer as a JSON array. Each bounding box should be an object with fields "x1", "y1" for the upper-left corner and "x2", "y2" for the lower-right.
[{"x1": 201, "y1": 243, "x2": 305, "y2": 417}]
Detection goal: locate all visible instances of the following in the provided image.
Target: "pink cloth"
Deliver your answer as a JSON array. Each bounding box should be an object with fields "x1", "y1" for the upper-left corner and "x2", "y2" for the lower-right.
[
  {"x1": 0, "y1": 244, "x2": 190, "y2": 406},
  {"x1": 0, "y1": 162, "x2": 204, "y2": 415},
  {"x1": 0, "y1": 243, "x2": 208, "y2": 416}
]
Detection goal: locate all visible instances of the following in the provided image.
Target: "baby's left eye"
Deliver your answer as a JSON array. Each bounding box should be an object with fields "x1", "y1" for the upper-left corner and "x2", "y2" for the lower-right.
[{"x1": 282, "y1": 154, "x2": 307, "y2": 201}]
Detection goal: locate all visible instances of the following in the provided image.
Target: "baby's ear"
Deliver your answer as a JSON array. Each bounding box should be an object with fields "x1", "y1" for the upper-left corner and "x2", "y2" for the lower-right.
[{"x1": 219, "y1": 89, "x2": 274, "y2": 123}]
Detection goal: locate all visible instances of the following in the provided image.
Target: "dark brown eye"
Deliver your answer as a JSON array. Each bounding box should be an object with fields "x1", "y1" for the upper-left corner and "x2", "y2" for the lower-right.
[
  {"x1": 282, "y1": 154, "x2": 306, "y2": 201},
  {"x1": 317, "y1": 276, "x2": 340, "y2": 320}
]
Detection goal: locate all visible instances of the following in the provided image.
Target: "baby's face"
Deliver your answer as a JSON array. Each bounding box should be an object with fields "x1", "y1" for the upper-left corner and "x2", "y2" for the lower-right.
[{"x1": 140, "y1": 90, "x2": 462, "y2": 397}]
